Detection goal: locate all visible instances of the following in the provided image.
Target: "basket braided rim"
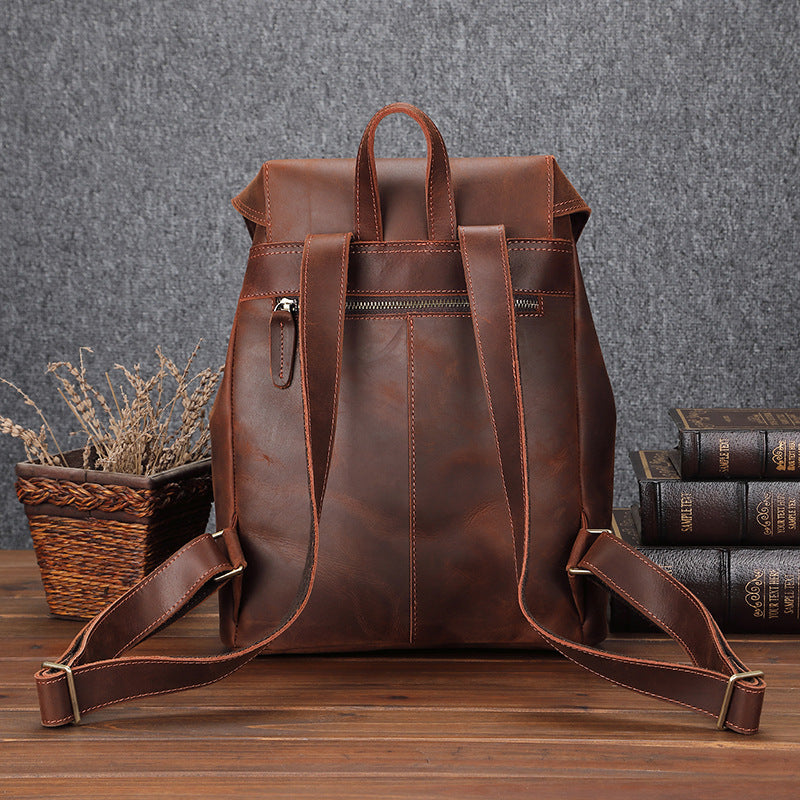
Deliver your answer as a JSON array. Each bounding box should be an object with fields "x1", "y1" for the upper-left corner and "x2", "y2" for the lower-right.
[{"x1": 15, "y1": 475, "x2": 212, "y2": 518}]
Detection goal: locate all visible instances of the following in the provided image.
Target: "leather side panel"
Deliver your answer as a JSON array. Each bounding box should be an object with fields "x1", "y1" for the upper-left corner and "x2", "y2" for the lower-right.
[
  {"x1": 224, "y1": 297, "x2": 312, "y2": 648},
  {"x1": 516, "y1": 293, "x2": 586, "y2": 643},
  {"x1": 209, "y1": 308, "x2": 240, "y2": 648},
  {"x1": 572, "y1": 243, "x2": 616, "y2": 644}
]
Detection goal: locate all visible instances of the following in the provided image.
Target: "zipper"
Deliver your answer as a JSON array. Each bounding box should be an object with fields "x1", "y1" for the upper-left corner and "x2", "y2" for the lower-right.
[
  {"x1": 273, "y1": 294, "x2": 539, "y2": 315},
  {"x1": 269, "y1": 293, "x2": 539, "y2": 389}
]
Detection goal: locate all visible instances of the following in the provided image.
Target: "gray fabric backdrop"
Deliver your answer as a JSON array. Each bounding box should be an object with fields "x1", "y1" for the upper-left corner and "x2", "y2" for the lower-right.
[{"x1": 1, "y1": 0, "x2": 798, "y2": 548}]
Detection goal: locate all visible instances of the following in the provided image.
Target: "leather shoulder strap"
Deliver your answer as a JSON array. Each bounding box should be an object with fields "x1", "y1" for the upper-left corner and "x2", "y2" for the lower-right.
[{"x1": 457, "y1": 224, "x2": 765, "y2": 734}]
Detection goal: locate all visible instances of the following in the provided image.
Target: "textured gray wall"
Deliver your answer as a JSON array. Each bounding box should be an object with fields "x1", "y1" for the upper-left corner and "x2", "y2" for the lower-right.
[{"x1": 1, "y1": 0, "x2": 798, "y2": 548}]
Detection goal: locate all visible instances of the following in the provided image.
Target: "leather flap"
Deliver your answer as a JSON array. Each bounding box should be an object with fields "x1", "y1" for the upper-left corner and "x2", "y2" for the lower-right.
[{"x1": 232, "y1": 156, "x2": 590, "y2": 242}]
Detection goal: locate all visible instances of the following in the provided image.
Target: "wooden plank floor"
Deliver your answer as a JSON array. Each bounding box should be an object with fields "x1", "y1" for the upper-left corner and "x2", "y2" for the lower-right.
[{"x1": 1, "y1": 550, "x2": 798, "y2": 798}]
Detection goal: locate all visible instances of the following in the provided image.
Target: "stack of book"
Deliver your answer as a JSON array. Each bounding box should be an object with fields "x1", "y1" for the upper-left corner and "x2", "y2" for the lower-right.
[{"x1": 611, "y1": 408, "x2": 800, "y2": 633}]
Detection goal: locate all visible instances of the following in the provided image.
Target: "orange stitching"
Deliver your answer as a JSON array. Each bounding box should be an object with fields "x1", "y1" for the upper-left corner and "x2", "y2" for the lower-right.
[
  {"x1": 321, "y1": 234, "x2": 351, "y2": 502},
  {"x1": 587, "y1": 562, "x2": 699, "y2": 667},
  {"x1": 460, "y1": 230, "x2": 519, "y2": 579},
  {"x1": 498, "y1": 229, "x2": 528, "y2": 583},
  {"x1": 232, "y1": 197, "x2": 267, "y2": 224},
  {"x1": 247, "y1": 242, "x2": 574, "y2": 255},
  {"x1": 407, "y1": 317, "x2": 417, "y2": 643},
  {"x1": 279, "y1": 320, "x2": 285, "y2": 381},
  {"x1": 250, "y1": 239, "x2": 573, "y2": 250},
  {"x1": 568, "y1": 246, "x2": 585, "y2": 553},
  {"x1": 240, "y1": 290, "x2": 569, "y2": 303},
  {"x1": 366, "y1": 129, "x2": 380, "y2": 238},
  {"x1": 432, "y1": 122, "x2": 455, "y2": 238},
  {"x1": 345, "y1": 312, "x2": 473, "y2": 320},
  {"x1": 97, "y1": 536, "x2": 212, "y2": 641},
  {"x1": 295, "y1": 237, "x2": 324, "y2": 639},
  {"x1": 595, "y1": 534, "x2": 740, "y2": 672},
  {"x1": 37, "y1": 536, "x2": 219, "y2": 677},
  {"x1": 553, "y1": 198, "x2": 585, "y2": 209},
  {"x1": 41, "y1": 655, "x2": 261, "y2": 723},
  {"x1": 516, "y1": 591, "x2": 761, "y2": 692},
  {"x1": 264, "y1": 162, "x2": 272, "y2": 241},
  {"x1": 344, "y1": 310, "x2": 546, "y2": 320},
  {"x1": 546, "y1": 156, "x2": 553, "y2": 238},
  {"x1": 113, "y1": 564, "x2": 222, "y2": 657},
  {"x1": 553, "y1": 201, "x2": 586, "y2": 213},
  {"x1": 229, "y1": 310, "x2": 241, "y2": 646},
  {"x1": 426, "y1": 140, "x2": 436, "y2": 240},
  {"x1": 248, "y1": 249, "x2": 304, "y2": 256},
  {"x1": 508, "y1": 246, "x2": 573, "y2": 254}
]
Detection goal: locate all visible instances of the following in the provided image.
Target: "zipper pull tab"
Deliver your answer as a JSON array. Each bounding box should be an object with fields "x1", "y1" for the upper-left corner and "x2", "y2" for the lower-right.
[{"x1": 270, "y1": 297, "x2": 297, "y2": 389}]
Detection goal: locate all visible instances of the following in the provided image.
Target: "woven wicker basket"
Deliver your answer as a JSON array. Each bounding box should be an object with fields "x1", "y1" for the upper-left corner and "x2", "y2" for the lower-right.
[{"x1": 15, "y1": 450, "x2": 213, "y2": 619}]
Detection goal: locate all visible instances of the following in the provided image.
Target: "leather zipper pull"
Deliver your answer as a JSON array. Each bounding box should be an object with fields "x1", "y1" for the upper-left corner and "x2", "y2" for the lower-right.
[{"x1": 270, "y1": 297, "x2": 297, "y2": 389}]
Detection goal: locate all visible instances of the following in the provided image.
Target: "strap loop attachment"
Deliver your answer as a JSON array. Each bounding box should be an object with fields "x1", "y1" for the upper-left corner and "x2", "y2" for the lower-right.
[{"x1": 211, "y1": 530, "x2": 246, "y2": 583}]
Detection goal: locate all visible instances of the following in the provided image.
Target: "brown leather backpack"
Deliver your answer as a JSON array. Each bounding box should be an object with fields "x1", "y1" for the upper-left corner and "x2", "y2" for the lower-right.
[{"x1": 36, "y1": 103, "x2": 765, "y2": 733}]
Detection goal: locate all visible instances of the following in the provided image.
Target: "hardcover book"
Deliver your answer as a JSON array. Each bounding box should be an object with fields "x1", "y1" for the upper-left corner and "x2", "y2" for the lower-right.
[
  {"x1": 669, "y1": 408, "x2": 800, "y2": 479},
  {"x1": 631, "y1": 449, "x2": 800, "y2": 546},
  {"x1": 610, "y1": 507, "x2": 800, "y2": 634}
]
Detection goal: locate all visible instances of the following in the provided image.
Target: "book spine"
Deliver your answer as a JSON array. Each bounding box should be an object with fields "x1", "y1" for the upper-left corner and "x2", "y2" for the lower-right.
[
  {"x1": 637, "y1": 477, "x2": 800, "y2": 545},
  {"x1": 610, "y1": 547, "x2": 800, "y2": 633},
  {"x1": 678, "y1": 429, "x2": 800, "y2": 479}
]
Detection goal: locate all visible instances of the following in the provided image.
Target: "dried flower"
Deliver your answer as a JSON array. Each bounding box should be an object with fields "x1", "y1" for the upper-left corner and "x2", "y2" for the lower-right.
[{"x1": 1, "y1": 343, "x2": 223, "y2": 475}]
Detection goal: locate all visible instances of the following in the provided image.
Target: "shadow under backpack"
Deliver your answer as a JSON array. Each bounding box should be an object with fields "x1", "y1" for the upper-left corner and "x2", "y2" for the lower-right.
[{"x1": 35, "y1": 103, "x2": 765, "y2": 734}]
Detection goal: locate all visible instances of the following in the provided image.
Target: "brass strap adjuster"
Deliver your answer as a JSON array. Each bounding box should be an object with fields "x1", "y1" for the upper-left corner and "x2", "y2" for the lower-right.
[
  {"x1": 567, "y1": 529, "x2": 615, "y2": 576},
  {"x1": 41, "y1": 661, "x2": 81, "y2": 724},
  {"x1": 717, "y1": 670, "x2": 764, "y2": 730},
  {"x1": 211, "y1": 530, "x2": 245, "y2": 583}
]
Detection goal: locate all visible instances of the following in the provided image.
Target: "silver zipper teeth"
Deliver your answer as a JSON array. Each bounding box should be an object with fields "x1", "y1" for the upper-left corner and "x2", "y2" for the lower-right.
[
  {"x1": 343, "y1": 296, "x2": 539, "y2": 313},
  {"x1": 274, "y1": 295, "x2": 539, "y2": 314}
]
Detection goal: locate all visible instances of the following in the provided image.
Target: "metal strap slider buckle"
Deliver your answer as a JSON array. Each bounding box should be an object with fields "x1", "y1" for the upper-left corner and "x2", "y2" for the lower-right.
[
  {"x1": 567, "y1": 529, "x2": 613, "y2": 576},
  {"x1": 717, "y1": 670, "x2": 765, "y2": 730},
  {"x1": 211, "y1": 530, "x2": 245, "y2": 583},
  {"x1": 41, "y1": 661, "x2": 81, "y2": 724}
]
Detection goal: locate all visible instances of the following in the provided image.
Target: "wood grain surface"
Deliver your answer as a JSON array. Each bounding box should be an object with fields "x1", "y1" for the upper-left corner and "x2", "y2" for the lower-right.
[{"x1": 1, "y1": 550, "x2": 798, "y2": 799}]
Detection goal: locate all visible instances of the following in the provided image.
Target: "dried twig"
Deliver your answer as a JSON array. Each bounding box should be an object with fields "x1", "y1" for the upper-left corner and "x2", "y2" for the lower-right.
[{"x1": 1, "y1": 343, "x2": 222, "y2": 475}]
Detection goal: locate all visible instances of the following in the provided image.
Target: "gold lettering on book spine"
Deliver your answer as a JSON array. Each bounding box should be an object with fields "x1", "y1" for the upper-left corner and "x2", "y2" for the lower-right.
[
  {"x1": 680, "y1": 492, "x2": 692, "y2": 533},
  {"x1": 756, "y1": 494, "x2": 774, "y2": 537},
  {"x1": 784, "y1": 572, "x2": 797, "y2": 618},
  {"x1": 745, "y1": 570, "x2": 764, "y2": 618},
  {"x1": 773, "y1": 440, "x2": 787, "y2": 472},
  {"x1": 769, "y1": 569, "x2": 780, "y2": 619},
  {"x1": 718, "y1": 437, "x2": 730, "y2": 474}
]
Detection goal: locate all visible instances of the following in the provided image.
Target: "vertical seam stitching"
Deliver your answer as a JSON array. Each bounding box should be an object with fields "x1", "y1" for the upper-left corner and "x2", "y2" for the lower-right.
[
  {"x1": 366, "y1": 128, "x2": 380, "y2": 238},
  {"x1": 230, "y1": 310, "x2": 240, "y2": 648},
  {"x1": 320, "y1": 234, "x2": 351, "y2": 502},
  {"x1": 570, "y1": 246, "x2": 585, "y2": 527},
  {"x1": 264, "y1": 162, "x2": 272, "y2": 242},
  {"x1": 279, "y1": 320, "x2": 285, "y2": 381},
  {"x1": 498, "y1": 227, "x2": 527, "y2": 583},
  {"x1": 433, "y1": 125, "x2": 456, "y2": 238},
  {"x1": 460, "y1": 229, "x2": 519, "y2": 580},
  {"x1": 407, "y1": 316, "x2": 417, "y2": 643},
  {"x1": 547, "y1": 156, "x2": 553, "y2": 238}
]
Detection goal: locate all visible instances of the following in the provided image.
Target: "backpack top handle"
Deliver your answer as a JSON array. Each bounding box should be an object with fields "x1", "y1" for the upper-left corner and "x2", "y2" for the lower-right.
[{"x1": 353, "y1": 102, "x2": 457, "y2": 242}]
